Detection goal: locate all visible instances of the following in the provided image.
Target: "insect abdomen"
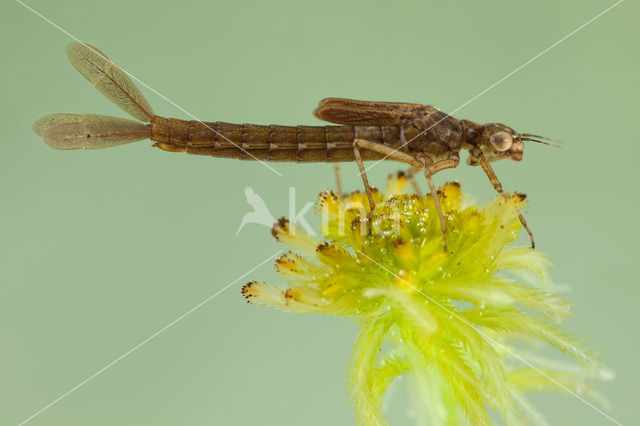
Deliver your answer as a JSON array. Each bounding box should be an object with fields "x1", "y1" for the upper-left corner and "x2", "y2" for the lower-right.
[{"x1": 150, "y1": 117, "x2": 403, "y2": 163}]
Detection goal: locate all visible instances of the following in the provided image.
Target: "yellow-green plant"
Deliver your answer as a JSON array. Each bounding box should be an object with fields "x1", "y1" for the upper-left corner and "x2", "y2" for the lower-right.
[{"x1": 243, "y1": 173, "x2": 605, "y2": 425}]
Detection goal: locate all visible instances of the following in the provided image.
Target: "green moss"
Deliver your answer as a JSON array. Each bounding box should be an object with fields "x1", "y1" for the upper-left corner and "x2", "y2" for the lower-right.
[{"x1": 243, "y1": 173, "x2": 605, "y2": 425}]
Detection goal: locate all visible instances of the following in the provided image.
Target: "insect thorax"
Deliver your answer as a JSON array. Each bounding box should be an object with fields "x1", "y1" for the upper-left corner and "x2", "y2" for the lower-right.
[{"x1": 402, "y1": 108, "x2": 464, "y2": 161}]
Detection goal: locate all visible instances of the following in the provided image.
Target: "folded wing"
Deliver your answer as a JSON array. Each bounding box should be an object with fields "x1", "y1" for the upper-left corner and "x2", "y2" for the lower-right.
[{"x1": 313, "y1": 97, "x2": 420, "y2": 126}]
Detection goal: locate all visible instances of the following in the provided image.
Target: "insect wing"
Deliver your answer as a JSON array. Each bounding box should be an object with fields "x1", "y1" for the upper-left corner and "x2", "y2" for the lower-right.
[
  {"x1": 313, "y1": 98, "x2": 419, "y2": 125},
  {"x1": 34, "y1": 113, "x2": 149, "y2": 150},
  {"x1": 66, "y1": 43, "x2": 155, "y2": 122},
  {"x1": 317, "y1": 98, "x2": 421, "y2": 110}
]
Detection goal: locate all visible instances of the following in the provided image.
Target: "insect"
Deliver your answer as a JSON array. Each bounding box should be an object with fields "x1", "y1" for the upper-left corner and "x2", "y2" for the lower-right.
[{"x1": 34, "y1": 43, "x2": 559, "y2": 250}]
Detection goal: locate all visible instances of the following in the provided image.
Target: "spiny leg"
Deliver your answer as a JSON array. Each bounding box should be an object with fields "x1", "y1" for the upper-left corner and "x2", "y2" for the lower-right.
[
  {"x1": 353, "y1": 144, "x2": 374, "y2": 211},
  {"x1": 423, "y1": 153, "x2": 460, "y2": 252},
  {"x1": 333, "y1": 164, "x2": 343, "y2": 199},
  {"x1": 353, "y1": 143, "x2": 376, "y2": 228},
  {"x1": 406, "y1": 167, "x2": 423, "y2": 197},
  {"x1": 425, "y1": 171, "x2": 447, "y2": 251},
  {"x1": 472, "y1": 148, "x2": 535, "y2": 249},
  {"x1": 352, "y1": 139, "x2": 425, "y2": 231},
  {"x1": 354, "y1": 139, "x2": 425, "y2": 168}
]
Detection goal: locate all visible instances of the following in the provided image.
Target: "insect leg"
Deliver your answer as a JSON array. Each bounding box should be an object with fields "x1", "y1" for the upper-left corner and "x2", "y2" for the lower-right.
[
  {"x1": 333, "y1": 164, "x2": 343, "y2": 199},
  {"x1": 424, "y1": 153, "x2": 460, "y2": 252},
  {"x1": 352, "y1": 138, "x2": 425, "y2": 208},
  {"x1": 425, "y1": 172, "x2": 447, "y2": 251},
  {"x1": 354, "y1": 139, "x2": 424, "y2": 168},
  {"x1": 472, "y1": 148, "x2": 535, "y2": 249},
  {"x1": 352, "y1": 143, "x2": 375, "y2": 213},
  {"x1": 406, "y1": 167, "x2": 423, "y2": 197},
  {"x1": 352, "y1": 139, "x2": 425, "y2": 231}
]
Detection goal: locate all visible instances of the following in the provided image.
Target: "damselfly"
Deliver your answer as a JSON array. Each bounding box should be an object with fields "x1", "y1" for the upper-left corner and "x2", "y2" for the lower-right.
[{"x1": 34, "y1": 43, "x2": 559, "y2": 249}]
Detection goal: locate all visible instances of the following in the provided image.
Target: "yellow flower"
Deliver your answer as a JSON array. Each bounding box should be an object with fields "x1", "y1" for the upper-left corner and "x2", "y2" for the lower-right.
[{"x1": 243, "y1": 173, "x2": 605, "y2": 425}]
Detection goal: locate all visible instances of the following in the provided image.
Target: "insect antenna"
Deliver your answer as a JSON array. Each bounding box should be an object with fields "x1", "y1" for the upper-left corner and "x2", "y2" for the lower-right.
[
  {"x1": 520, "y1": 137, "x2": 563, "y2": 148},
  {"x1": 521, "y1": 133, "x2": 564, "y2": 144}
]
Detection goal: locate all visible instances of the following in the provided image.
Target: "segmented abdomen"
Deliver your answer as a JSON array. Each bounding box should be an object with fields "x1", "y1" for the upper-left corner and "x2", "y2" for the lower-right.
[{"x1": 150, "y1": 117, "x2": 404, "y2": 162}]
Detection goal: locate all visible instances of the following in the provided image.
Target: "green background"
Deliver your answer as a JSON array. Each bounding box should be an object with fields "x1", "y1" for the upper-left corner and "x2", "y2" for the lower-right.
[{"x1": 2, "y1": 0, "x2": 638, "y2": 424}]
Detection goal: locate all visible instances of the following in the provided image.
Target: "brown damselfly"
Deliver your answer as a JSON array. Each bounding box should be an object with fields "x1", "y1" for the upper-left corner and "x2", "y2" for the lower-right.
[{"x1": 33, "y1": 43, "x2": 559, "y2": 250}]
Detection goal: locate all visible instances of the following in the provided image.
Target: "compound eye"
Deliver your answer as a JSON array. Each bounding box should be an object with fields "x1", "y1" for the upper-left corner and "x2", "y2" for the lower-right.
[{"x1": 489, "y1": 132, "x2": 513, "y2": 151}]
